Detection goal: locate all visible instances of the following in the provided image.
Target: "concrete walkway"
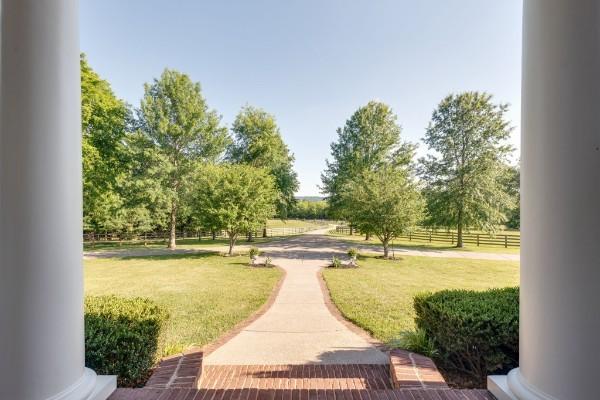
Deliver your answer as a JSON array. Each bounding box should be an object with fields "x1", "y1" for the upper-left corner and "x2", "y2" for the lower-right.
[
  {"x1": 202, "y1": 228, "x2": 517, "y2": 365},
  {"x1": 204, "y1": 229, "x2": 388, "y2": 365}
]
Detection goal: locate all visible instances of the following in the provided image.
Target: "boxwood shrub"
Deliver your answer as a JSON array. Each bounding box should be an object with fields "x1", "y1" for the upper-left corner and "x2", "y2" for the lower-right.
[
  {"x1": 414, "y1": 287, "x2": 519, "y2": 386},
  {"x1": 85, "y1": 296, "x2": 168, "y2": 387}
]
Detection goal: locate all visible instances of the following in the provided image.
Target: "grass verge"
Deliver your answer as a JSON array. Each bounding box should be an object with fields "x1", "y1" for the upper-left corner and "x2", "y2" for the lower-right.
[
  {"x1": 84, "y1": 252, "x2": 282, "y2": 357},
  {"x1": 321, "y1": 254, "x2": 519, "y2": 345}
]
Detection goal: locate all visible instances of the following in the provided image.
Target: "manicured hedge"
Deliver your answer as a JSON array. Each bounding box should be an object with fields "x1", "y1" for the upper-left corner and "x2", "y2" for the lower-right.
[
  {"x1": 414, "y1": 287, "x2": 519, "y2": 386},
  {"x1": 85, "y1": 296, "x2": 168, "y2": 387}
]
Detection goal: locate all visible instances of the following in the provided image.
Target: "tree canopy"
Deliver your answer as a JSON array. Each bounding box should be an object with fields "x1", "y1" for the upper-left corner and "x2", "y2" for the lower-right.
[
  {"x1": 419, "y1": 92, "x2": 514, "y2": 247},
  {"x1": 288, "y1": 200, "x2": 329, "y2": 220},
  {"x1": 192, "y1": 164, "x2": 277, "y2": 255},
  {"x1": 321, "y1": 101, "x2": 415, "y2": 222},
  {"x1": 81, "y1": 54, "x2": 131, "y2": 233},
  {"x1": 228, "y1": 105, "x2": 299, "y2": 218},
  {"x1": 503, "y1": 164, "x2": 520, "y2": 229},
  {"x1": 80, "y1": 57, "x2": 521, "y2": 252},
  {"x1": 136, "y1": 69, "x2": 230, "y2": 248},
  {"x1": 342, "y1": 166, "x2": 423, "y2": 257}
]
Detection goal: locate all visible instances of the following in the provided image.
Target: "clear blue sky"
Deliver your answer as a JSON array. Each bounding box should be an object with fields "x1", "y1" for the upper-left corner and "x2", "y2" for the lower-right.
[{"x1": 81, "y1": 0, "x2": 522, "y2": 196}]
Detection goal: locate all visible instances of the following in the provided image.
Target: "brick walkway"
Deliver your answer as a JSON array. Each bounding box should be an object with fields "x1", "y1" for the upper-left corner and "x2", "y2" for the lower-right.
[
  {"x1": 199, "y1": 365, "x2": 392, "y2": 390},
  {"x1": 110, "y1": 362, "x2": 495, "y2": 400},
  {"x1": 110, "y1": 387, "x2": 494, "y2": 400},
  {"x1": 145, "y1": 350, "x2": 204, "y2": 389}
]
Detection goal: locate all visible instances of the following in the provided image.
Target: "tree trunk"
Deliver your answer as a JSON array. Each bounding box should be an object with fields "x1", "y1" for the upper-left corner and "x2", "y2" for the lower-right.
[
  {"x1": 365, "y1": 232, "x2": 371, "y2": 241},
  {"x1": 247, "y1": 231, "x2": 254, "y2": 242},
  {"x1": 383, "y1": 240, "x2": 389, "y2": 258},
  {"x1": 456, "y1": 208, "x2": 464, "y2": 248},
  {"x1": 349, "y1": 225, "x2": 354, "y2": 235},
  {"x1": 212, "y1": 230, "x2": 216, "y2": 240},
  {"x1": 168, "y1": 202, "x2": 177, "y2": 249},
  {"x1": 228, "y1": 233, "x2": 237, "y2": 256},
  {"x1": 263, "y1": 227, "x2": 267, "y2": 238}
]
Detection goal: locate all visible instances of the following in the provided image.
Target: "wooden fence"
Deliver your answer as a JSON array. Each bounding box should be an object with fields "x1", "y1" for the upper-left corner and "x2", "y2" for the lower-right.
[
  {"x1": 334, "y1": 226, "x2": 520, "y2": 248},
  {"x1": 83, "y1": 224, "x2": 328, "y2": 244}
]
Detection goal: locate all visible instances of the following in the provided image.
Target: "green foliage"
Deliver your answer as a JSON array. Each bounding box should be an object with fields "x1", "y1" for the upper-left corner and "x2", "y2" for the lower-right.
[
  {"x1": 392, "y1": 329, "x2": 439, "y2": 358},
  {"x1": 347, "y1": 247, "x2": 359, "y2": 258},
  {"x1": 192, "y1": 164, "x2": 278, "y2": 255},
  {"x1": 321, "y1": 101, "x2": 415, "y2": 220},
  {"x1": 136, "y1": 69, "x2": 230, "y2": 248},
  {"x1": 249, "y1": 246, "x2": 261, "y2": 258},
  {"x1": 228, "y1": 105, "x2": 299, "y2": 218},
  {"x1": 419, "y1": 92, "x2": 515, "y2": 247},
  {"x1": 288, "y1": 199, "x2": 329, "y2": 219},
  {"x1": 84, "y1": 296, "x2": 168, "y2": 387},
  {"x1": 81, "y1": 54, "x2": 131, "y2": 232},
  {"x1": 503, "y1": 165, "x2": 520, "y2": 229},
  {"x1": 341, "y1": 166, "x2": 424, "y2": 257},
  {"x1": 414, "y1": 287, "x2": 519, "y2": 386},
  {"x1": 330, "y1": 256, "x2": 342, "y2": 268}
]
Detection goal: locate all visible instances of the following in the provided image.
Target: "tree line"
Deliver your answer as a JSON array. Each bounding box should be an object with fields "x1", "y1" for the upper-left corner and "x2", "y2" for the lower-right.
[
  {"x1": 321, "y1": 96, "x2": 520, "y2": 256},
  {"x1": 286, "y1": 200, "x2": 330, "y2": 220},
  {"x1": 82, "y1": 55, "x2": 298, "y2": 253}
]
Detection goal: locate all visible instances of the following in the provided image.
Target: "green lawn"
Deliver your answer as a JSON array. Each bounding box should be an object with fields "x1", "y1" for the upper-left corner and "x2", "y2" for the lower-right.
[
  {"x1": 328, "y1": 232, "x2": 520, "y2": 254},
  {"x1": 322, "y1": 255, "x2": 519, "y2": 345},
  {"x1": 84, "y1": 253, "x2": 282, "y2": 356},
  {"x1": 84, "y1": 236, "x2": 276, "y2": 252}
]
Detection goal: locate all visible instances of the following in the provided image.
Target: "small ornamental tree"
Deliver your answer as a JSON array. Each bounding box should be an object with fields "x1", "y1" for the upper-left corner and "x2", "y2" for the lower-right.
[
  {"x1": 192, "y1": 164, "x2": 277, "y2": 255},
  {"x1": 342, "y1": 167, "x2": 423, "y2": 258}
]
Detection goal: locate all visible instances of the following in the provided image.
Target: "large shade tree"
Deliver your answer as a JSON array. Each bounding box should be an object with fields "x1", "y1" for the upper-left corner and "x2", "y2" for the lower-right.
[
  {"x1": 321, "y1": 101, "x2": 414, "y2": 236},
  {"x1": 137, "y1": 69, "x2": 230, "y2": 249},
  {"x1": 81, "y1": 54, "x2": 131, "y2": 233},
  {"x1": 419, "y1": 92, "x2": 514, "y2": 247},
  {"x1": 342, "y1": 166, "x2": 423, "y2": 258},
  {"x1": 192, "y1": 164, "x2": 277, "y2": 255},
  {"x1": 227, "y1": 105, "x2": 299, "y2": 219}
]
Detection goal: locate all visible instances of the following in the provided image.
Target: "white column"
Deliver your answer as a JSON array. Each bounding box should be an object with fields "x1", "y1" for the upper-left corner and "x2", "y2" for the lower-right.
[
  {"x1": 0, "y1": 1, "x2": 115, "y2": 399},
  {"x1": 488, "y1": 1, "x2": 600, "y2": 400}
]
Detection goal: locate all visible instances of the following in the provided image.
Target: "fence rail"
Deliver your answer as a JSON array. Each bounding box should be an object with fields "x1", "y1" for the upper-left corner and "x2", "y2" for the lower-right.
[
  {"x1": 334, "y1": 226, "x2": 520, "y2": 248},
  {"x1": 83, "y1": 223, "x2": 329, "y2": 244}
]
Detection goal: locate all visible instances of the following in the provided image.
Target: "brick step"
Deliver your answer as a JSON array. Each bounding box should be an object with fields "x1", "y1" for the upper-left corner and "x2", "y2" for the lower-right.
[
  {"x1": 199, "y1": 365, "x2": 392, "y2": 390},
  {"x1": 388, "y1": 350, "x2": 448, "y2": 390},
  {"x1": 109, "y1": 387, "x2": 495, "y2": 400}
]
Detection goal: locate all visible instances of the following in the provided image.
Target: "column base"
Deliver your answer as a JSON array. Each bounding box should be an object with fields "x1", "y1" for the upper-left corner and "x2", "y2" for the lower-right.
[
  {"x1": 87, "y1": 375, "x2": 117, "y2": 400},
  {"x1": 488, "y1": 369, "x2": 558, "y2": 400},
  {"x1": 488, "y1": 375, "x2": 518, "y2": 400},
  {"x1": 48, "y1": 368, "x2": 115, "y2": 400}
]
